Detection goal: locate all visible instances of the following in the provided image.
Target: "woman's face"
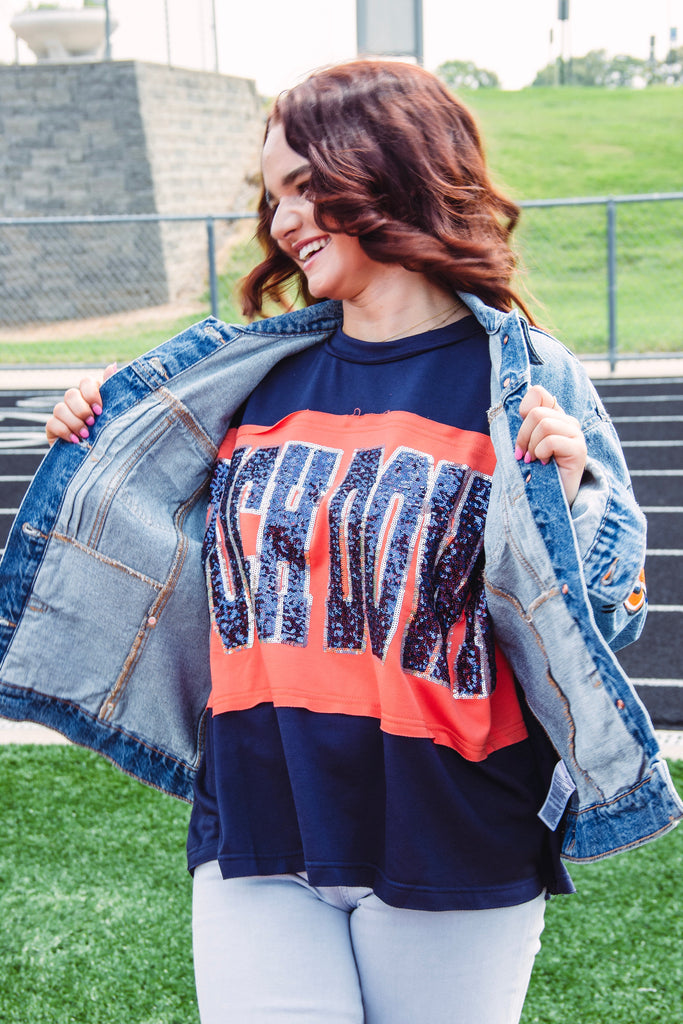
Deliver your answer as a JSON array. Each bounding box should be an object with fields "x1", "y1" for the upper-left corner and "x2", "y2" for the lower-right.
[{"x1": 261, "y1": 122, "x2": 382, "y2": 302}]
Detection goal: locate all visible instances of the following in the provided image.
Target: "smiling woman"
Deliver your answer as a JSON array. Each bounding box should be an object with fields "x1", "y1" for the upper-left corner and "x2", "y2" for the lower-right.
[
  {"x1": 28, "y1": 56, "x2": 676, "y2": 1024},
  {"x1": 243, "y1": 61, "x2": 528, "y2": 323}
]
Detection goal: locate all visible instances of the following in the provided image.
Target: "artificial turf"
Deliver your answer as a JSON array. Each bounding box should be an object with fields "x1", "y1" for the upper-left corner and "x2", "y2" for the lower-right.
[{"x1": 0, "y1": 746, "x2": 681, "y2": 1023}]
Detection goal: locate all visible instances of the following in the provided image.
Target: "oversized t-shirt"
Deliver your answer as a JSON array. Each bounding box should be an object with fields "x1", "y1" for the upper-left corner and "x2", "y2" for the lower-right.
[{"x1": 187, "y1": 314, "x2": 574, "y2": 909}]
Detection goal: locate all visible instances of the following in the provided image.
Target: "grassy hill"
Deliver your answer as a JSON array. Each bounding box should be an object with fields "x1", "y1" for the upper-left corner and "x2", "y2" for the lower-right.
[
  {"x1": 465, "y1": 86, "x2": 683, "y2": 354},
  {"x1": 1, "y1": 86, "x2": 681, "y2": 364},
  {"x1": 467, "y1": 86, "x2": 683, "y2": 200}
]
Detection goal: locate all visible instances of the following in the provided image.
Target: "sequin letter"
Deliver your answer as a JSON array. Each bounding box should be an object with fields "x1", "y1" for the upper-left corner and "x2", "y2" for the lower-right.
[
  {"x1": 402, "y1": 468, "x2": 496, "y2": 697},
  {"x1": 364, "y1": 448, "x2": 431, "y2": 661},
  {"x1": 326, "y1": 447, "x2": 384, "y2": 652},
  {"x1": 209, "y1": 446, "x2": 278, "y2": 651},
  {"x1": 254, "y1": 442, "x2": 341, "y2": 646},
  {"x1": 401, "y1": 462, "x2": 470, "y2": 685}
]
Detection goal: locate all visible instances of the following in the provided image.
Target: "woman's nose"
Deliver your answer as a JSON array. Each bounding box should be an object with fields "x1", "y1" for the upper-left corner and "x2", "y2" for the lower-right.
[{"x1": 270, "y1": 197, "x2": 302, "y2": 241}]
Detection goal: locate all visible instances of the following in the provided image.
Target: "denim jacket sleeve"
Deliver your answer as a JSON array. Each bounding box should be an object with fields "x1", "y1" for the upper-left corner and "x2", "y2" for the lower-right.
[
  {"x1": 527, "y1": 326, "x2": 647, "y2": 652},
  {"x1": 478, "y1": 301, "x2": 681, "y2": 861}
]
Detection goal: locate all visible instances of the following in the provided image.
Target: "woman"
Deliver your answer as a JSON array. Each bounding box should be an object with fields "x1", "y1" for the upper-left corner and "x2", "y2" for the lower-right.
[{"x1": 35, "y1": 61, "x2": 678, "y2": 1023}]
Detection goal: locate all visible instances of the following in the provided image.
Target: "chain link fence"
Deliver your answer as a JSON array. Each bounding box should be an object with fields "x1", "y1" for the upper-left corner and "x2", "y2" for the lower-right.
[{"x1": 0, "y1": 193, "x2": 681, "y2": 368}]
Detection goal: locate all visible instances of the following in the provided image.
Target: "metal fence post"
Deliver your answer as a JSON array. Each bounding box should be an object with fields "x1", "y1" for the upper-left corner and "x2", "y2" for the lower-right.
[
  {"x1": 206, "y1": 216, "x2": 219, "y2": 318},
  {"x1": 607, "y1": 198, "x2": 618, "y2": 372}
]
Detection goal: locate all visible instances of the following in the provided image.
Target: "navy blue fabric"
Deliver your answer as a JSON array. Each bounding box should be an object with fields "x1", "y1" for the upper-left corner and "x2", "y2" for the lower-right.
[
  {"x1": 236, "y1": 316, "x2": 491, "y2": 428},
  {"x1": 188, "y1": 316, "x2": 574, "y2": 908}
]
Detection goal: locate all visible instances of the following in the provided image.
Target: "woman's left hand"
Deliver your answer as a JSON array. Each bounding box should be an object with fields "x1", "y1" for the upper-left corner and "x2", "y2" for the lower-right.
[{"x1": 515, "y1": 385, "x2": 587, "y2": 507}]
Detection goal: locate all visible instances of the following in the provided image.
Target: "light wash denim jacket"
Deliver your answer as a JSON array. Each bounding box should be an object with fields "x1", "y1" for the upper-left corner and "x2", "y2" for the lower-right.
[{"x1": 1, "y1": 295, "x2": 681, "y2": 861}]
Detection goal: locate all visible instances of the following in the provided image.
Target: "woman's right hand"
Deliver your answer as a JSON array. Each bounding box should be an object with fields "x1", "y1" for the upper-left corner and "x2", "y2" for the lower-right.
[{"x1": 45, "y1": 362, "x2": 117, "y2": 446}]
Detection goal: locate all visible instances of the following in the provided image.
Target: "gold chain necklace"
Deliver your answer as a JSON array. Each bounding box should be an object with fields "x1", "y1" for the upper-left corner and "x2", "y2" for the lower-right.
[{"x1": 345, "y1": 301, "x2": 466, "y2": 345}]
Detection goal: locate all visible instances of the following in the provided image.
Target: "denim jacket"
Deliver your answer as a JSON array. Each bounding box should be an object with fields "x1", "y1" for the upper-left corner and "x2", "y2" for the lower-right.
[{"x1": 1, "y1": 295, "x2": 681, "y2": 861}]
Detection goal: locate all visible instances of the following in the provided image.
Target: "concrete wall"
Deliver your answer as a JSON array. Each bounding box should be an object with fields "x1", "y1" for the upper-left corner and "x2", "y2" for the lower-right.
[{"x1": 0, "y1": 61, "x2": 263, "y2": 325}]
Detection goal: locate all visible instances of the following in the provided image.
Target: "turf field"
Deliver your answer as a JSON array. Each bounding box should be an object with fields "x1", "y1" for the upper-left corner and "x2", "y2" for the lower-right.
[{"x1": 0, "y1": 747, "x2": 681, "y2": 1023}]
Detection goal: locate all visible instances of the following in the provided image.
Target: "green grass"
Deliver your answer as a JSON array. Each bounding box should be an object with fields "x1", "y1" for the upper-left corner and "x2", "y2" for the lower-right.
[
  {"x1": 0, "y1": 746, "x2": 681, "y2": 1023},
  {"x1": 522, "y1": 766, "x2": 683, "y2": 1023},
  {"x1": 0, "y1": 87, "x2": 681, "y2": 366},
  {"x1": 462, "y1": 87, "x2": 683, "y2": 354},
  {"x1": 0, "y1": 313, "x2": 203, "y2": 369},
  {"x1": 0, "y1": 747, "x2": 196, "y2": 1024},
  {"x1": 465, "y1": 86, "x2": 683, "y2": 200}
]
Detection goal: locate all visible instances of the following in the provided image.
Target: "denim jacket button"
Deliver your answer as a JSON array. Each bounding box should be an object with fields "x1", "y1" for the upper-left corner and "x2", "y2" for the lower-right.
[
  {"x1": 503, "y1": 377, "x2": 510, "y2": 388},
  {"x1": 147, "y1": 615, "x2": 157, "y2": 628}
]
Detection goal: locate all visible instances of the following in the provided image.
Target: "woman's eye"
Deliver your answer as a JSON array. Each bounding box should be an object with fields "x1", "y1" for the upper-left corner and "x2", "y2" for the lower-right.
[{"x1": 297, "y1": 180, "x2": 311, "y2": 197}]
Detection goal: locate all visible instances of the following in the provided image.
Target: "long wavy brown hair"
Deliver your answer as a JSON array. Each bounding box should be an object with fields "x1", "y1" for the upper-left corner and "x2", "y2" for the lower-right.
[{"x1": 241, "y1": 59, "x2": 531, "y2": 320}]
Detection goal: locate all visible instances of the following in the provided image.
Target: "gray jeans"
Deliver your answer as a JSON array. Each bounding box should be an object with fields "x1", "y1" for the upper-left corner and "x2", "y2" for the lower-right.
[{"x1": 192, "y1": 861, "x2": 546, "y2": 1023}]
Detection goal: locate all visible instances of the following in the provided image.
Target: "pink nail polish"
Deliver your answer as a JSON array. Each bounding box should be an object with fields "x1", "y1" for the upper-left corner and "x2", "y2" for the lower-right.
[
  {"x1": 79, "y1": 427, "x2": 89, "y2": 439},
  {"x1": 514, "y1": 445, "x2": 523, "y2": 460},
  {"x1": 92, "y1": 404, "x2": 102, "y2": 416},
  {"x1": 523, "y1": 452, "x2": 532, "y2": 464},
  {"x1": 85, "y1": 416, "x2": 95, "y2": 427},
  {"x1": 70, "y1": 433, "x2": 80, "y2": 444}
]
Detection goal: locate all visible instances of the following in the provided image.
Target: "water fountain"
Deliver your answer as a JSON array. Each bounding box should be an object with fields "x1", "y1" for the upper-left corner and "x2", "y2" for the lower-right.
[{"x1": 10, "y1": 1, "x2": 116, "y2": 62}]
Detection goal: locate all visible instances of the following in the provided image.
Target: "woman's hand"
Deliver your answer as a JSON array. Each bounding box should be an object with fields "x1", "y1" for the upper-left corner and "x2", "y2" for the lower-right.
[
  {"x1": 45, "y1": 362, "x2": 117, "y2": 447},
  {"x1": 515, "y1": 385, "x2": 587, "y2": 507}
]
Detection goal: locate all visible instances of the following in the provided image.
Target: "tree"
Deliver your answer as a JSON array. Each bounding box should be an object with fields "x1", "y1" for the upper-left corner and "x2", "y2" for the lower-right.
[
  {"x1": 603, "y1": 54, "x2": 649, "y2": 88},
  {"x1": 531, "y1": 48, "x2": 680, "y2": 87},
  {"x1": 654, "y1": 46, "x2": 683, "y2": 84},
  {"x1": 436, "y1": 60, "x2": 500, "y2": 90}
]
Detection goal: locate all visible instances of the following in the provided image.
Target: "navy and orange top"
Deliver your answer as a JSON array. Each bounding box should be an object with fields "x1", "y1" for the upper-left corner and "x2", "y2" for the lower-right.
[{"x1": 187, "y1": 315, "x2": 574, "y2": 909}]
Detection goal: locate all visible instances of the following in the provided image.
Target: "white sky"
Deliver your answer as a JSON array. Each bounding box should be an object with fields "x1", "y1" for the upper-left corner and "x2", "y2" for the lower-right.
[{"x1": 0, "y1": 0, "x2": 681, "y2": 92}]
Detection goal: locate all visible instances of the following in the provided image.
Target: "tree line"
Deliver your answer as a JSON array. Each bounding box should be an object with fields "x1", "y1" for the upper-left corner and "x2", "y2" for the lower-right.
[{"x1": 436, "y1": 48, "x2": 683, "y2": 90}]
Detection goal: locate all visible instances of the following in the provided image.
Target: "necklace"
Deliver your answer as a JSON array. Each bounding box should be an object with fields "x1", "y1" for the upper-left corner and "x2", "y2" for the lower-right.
[{"x1": 345, "y1": 300, "x2": 466, "y2": 345}]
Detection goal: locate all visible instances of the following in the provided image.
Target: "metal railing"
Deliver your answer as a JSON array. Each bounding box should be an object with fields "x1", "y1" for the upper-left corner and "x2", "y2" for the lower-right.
[
  {"x1": 1, "y1": 192, "x2": 681, "y2": 369},
  {"x1": 519, "y1": 192, "x2": 683, "y2": 370}
]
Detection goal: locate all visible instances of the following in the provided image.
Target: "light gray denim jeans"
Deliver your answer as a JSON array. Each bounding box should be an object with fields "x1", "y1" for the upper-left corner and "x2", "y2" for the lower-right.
[{"x1": 192, "y1": 860, "x2": 546, "y2": 1023}]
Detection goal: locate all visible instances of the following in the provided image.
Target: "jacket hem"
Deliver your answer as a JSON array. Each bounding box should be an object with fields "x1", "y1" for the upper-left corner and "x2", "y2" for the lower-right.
[
  {"x1": 561, "y1": 757, "x2": 683, "y2": 861},
  {"x1": 0, "y1": 683, "x2": 195, "y2": 801}
]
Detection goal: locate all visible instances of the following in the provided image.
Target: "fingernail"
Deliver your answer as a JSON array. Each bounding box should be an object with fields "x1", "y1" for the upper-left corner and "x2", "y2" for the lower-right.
[
  {"x1": 523, "y1": 452, "x2": 532, "y2": 464},
  {"x1": 92, "y1": 404, "x2": 102, "y2": 417},
  {"x1": 540, "y1": 458, "x2": 549, "y2": 466},
  {"x1": 79, "y1": 427, "x2": 89, "y2": 439},
  {"x1": 514, "y1": 445, "x2": 524, "y2": 460},
  {"x1": 70, "y1": 433, "x2": 80, "y2": 444},
  {"x1": 85, "y1": 416, "x2": 95, "y2": 426}
]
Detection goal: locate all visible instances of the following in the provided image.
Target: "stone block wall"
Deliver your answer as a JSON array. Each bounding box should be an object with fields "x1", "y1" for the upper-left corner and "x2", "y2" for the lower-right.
[{"x1": 0, "y1": 61, "x2": 263, "y2": 325}]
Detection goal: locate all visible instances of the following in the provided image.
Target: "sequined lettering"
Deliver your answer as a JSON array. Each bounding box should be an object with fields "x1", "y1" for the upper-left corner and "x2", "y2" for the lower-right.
[
  {"x1": 208, "y1": 446, "x2": 279, "y2": 651},
  {"x1": 207, "y1": 434, "x2": 496, "y2": 696},
  {"x1": 253, "y1": 442, "x2": 340, "y2": 645},
  {"x1": 402, "y1": 470, "x2": 495, "y2": 697},
  {"x1": 326, "y1": 448, "x2": 383, "y2": 652},
  {"x1": 363, "y1": 448, "x2": 431, "y2": 661}
]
